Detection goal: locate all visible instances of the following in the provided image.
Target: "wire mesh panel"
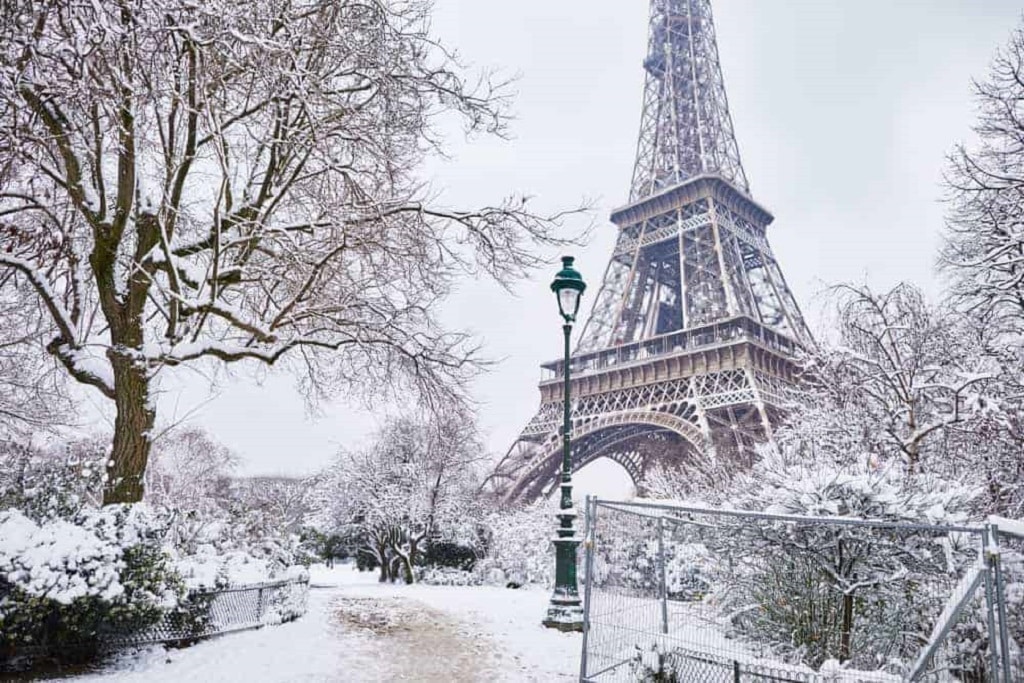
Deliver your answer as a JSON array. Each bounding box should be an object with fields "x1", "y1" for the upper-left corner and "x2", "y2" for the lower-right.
[
  {"x1": 992, "y1": 525, "x2": 1024, "y2": 681},
  {"x1": 580, "y1": 499, "x2": 1014, "y2": 682}
]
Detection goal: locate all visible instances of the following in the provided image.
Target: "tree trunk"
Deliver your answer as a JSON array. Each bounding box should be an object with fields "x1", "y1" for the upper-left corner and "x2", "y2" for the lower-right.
[
  {"x1": 403, "y1": 538, "x2": 420, "y2": 585},
  {"x1": 375, "y1": 541, "x2": 390, "y2": 582},
  {"x1": 103, "y1": 355, "x2": 156, "y2": 504},
  {"x1": 839, "y1": 592, "x2": 854, "y2": 663}
]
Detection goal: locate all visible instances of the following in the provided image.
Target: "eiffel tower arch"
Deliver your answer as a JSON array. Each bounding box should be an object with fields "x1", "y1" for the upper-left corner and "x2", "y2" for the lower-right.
[{"x1": 487, "y1": 0, "x2": 812, "y2": 505}]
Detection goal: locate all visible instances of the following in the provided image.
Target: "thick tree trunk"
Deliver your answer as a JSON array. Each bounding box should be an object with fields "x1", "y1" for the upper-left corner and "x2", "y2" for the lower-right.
[{"x1": 103, "y1": 355, "x2": 156, "y2": 504}]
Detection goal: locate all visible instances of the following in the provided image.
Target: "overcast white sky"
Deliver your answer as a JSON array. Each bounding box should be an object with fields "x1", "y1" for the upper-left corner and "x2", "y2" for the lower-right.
[{"x1": 80, "y1": 0, "x2": 1024, "y2": 487}]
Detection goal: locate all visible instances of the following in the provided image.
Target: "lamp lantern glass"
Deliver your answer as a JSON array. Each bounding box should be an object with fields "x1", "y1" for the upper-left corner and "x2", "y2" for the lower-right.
[{"x1": 550, "y1": 256, "x2": 587, "y2": 322}]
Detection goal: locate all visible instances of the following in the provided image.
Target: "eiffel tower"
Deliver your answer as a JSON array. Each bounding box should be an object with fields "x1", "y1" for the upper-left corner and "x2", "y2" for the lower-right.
[{"x1": 488, "y1": 0, "x2": 812, "y2": 504}]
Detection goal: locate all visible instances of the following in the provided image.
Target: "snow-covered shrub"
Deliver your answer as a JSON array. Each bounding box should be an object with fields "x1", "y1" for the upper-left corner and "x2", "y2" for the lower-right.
[
  {"x1": 422, "y1": 541, "x2": 478, "y2": 572},
  {"x1": 418, "y1": 566, "x2": 481, "y2": 587},
  {"x1": 0, "y1": 505, "x2": 185, "y2": 665},
  {"x1": 143, "y1": 428, "x2": 311, "y2": 587},
  {"x1": 944, "y1": 534, "x2": 1024, "y2": 682},
  {"x1": 476, "y1": 502, "x2": 555, "y2": 587},
  {"x1": 259, "y1": 566, "x2": 310, "y2": 626},
  {"x1": 664, "y1": 541, "x2": 712, "y2": 602},
  {"x1": 718, "y1": 446, "x2": 980, "y2": 671},
  {"x1": 998, "y1": 543, "x2": 1024, "y2": 679},
  {"x1": 0, "y1": 441, "x2": 106, "y2": 523}
]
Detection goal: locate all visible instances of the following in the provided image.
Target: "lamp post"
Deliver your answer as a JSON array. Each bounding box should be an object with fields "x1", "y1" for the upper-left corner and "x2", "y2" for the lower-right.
[{"x1": 542, "y1": 255, "x2": 586, "y2": 632}]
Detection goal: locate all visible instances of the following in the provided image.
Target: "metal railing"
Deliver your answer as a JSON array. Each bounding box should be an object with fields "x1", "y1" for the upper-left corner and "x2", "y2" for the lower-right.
[
  {"x1": 106, "y1": 576, "x2": 311, "y2": 646},
  {"x1": 579, "y1": 498, "x2": 1021, "y2": 682},
  {"x1": 2, "y1": 576, "x2": 310, "y2": 675}
]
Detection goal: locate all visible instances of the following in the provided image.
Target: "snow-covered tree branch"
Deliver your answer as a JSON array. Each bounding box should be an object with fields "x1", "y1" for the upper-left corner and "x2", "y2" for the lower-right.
[
  {"x1": 0, "y1": 0, "x2": 583, "y2": 503},
  {"x1": 310, "y1": 412, "x2": 483, "y2": 583}
]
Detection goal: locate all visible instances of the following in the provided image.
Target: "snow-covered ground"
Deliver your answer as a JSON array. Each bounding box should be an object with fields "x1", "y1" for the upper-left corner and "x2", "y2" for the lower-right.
[{"x1": 66, "y1": 565, "x2": 580, "y2": 682}]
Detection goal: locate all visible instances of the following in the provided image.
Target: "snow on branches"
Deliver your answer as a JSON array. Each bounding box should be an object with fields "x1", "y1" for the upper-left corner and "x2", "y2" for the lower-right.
[
  {"x1": 0, "y1": 0, "x2": 582, "y2": 503},
  {"x1": 943, "y1": 23, "x2": 1024, "y2": 337},
  {"x1": 309, "y1": 412, "x2": 484, "y2": 584}
]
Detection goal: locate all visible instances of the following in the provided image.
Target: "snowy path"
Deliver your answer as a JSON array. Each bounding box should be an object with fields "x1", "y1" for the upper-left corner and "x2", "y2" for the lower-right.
[{"x1": 68, "y1": 567, "x2": 580, "y2": 682}]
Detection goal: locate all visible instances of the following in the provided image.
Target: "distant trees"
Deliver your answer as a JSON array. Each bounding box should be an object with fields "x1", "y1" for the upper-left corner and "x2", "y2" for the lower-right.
[
  {"x1": 311, "y1": 413, "x2": 483, "y2": 583},
  {"x1": 0, "y1": 287, "x2": 73, "y2": 440},
  {"x1": 145, "y1": 427, "x2": 237, "y2": 515},
  {"x1": 0, "y1": 0, "x2": 578, "y2": 504}
]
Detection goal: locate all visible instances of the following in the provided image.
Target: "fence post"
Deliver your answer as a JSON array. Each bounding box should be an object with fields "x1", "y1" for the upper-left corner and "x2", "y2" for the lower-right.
[
  {"x1": 256, "y1": 586, "x2": 266, "y2": 624},
  {"x1": 579, "y1": 496, "x2": 598, "y2": 683},
  {"x1": 658, "y1": 515, "x2": 668, "y2": 635},
  {"x1": 990, "y1": 525, "x2": 1012, "y2": 683},
  {"x1": 981, "y1": 525, "x2": 1001, "y2": 681}
]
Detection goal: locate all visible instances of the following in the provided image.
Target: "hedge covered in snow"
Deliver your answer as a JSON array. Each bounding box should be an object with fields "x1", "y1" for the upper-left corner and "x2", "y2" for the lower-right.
[{"x1": 0, "y1": 505, "x2": 185, "y2": 665}]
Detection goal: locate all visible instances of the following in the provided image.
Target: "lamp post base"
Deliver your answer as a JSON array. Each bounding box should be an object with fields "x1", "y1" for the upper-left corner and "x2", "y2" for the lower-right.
[{"x1": 542, "y1": 588, "x2": 584, "y2": 632}]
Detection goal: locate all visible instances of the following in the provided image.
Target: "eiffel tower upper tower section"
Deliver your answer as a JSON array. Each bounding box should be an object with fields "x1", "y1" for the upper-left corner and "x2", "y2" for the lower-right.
[
  {"x1": 576, "y1": 0, "x2": 812, "y2": 356},
  {"x1": 487, "y1": 0, "x2": 813, "y2": 505}
]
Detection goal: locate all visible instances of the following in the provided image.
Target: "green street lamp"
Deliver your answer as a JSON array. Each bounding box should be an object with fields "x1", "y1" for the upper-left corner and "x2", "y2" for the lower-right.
[{"x1": 542, "y1": 255, "x2": 586, "y2": 632}]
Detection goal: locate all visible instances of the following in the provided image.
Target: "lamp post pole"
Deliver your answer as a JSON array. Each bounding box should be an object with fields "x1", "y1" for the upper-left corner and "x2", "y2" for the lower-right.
[{"x1": 543, "y1": 256, "x2": 585, "y2": 632}]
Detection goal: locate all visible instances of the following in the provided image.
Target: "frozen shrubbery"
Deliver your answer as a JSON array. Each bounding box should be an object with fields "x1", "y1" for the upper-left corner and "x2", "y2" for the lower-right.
[
  {"x1": 475, "y1": 502, "x2": 555, "y2": 587},
  {"x1": 416, "y1": 541, "x2": 481, "y2": 586},
  {"x1": 0, "y1": 441, "x2": 106, "y2": 523},
  {"x1": 718, "y1": 446, "x2": 980, "y2": 671},
  {"x1": 167, "y1": 509, "x2": 303, "y2": 590},
  {"x1": 0, "y1": 438, "x2": 311, "y2": 670},
  {"x1": 0, "y1": 505, "x2": 185, "y2": 666},
  {"x1": 0, "y1": 442, "x2": 189, "y2": 666},
  {"x1": 260, "y1": 565, "x2": 310, "y2": 626},
  {"x1": 418, "y1": 566, "x2": 482, "y2": 587}
]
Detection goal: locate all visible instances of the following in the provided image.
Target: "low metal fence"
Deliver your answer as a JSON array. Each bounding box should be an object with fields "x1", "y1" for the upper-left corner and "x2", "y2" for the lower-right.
[
  {"x1": 579, "y1": 498, "x2": 1022, "y2": 683},
  {"x1": 105, "y1": 576, "x2": 311, "y2": 646}
]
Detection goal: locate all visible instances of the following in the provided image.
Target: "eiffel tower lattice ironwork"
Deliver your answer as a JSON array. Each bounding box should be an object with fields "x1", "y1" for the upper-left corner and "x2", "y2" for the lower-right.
[{"x1": 487, "y1": 0, "x2": 812, "y2": 504}]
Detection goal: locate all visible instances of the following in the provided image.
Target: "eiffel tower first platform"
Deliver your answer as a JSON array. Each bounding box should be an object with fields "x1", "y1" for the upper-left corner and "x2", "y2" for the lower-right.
[{"x1": 487, "y1": 0, "x2": 813, "y2": 505}]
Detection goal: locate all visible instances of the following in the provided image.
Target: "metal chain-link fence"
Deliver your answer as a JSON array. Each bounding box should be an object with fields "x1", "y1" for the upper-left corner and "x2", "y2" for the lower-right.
[{"x1": 579, "y1": 498, "x2": 1021, "y2": 682}]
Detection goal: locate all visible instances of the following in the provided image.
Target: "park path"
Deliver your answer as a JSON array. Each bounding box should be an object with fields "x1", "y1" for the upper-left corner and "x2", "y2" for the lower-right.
[
  {"x1": 72, "y1": 567, "x2": 579, "y2": 682},
  {"x1": 329, "y1": 594, "x2": 499, "y2": 681}
]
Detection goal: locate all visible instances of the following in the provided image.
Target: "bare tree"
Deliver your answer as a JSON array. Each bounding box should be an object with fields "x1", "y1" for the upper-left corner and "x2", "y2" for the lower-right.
[
  {"x1": 0, "y1": 1, "x2": 579, "y2": 503},
  {"x1": 829, "y1": 283, "x2": 991, "y2": 474},
  {"x1": 940, "y1": 21, "x2": 1024, "y2": 516},
  {"x1": 942, "y1": 22, "x2": 1024, "y2": 336}
]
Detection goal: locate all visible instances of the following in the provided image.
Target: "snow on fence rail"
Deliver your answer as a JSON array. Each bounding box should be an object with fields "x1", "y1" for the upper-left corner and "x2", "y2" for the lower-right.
[{"x1": 579, "y1": 498, "x2": 1020, "y2": 683}]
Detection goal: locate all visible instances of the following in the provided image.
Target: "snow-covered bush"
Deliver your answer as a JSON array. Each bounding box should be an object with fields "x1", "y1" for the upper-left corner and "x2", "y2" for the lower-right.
[
  {"x1": 260, "y1": 566, "x2": 310, "y2": 626},
  {"x1": 418, "y1": 566, "x2": 481, "y2": 587},
  {"x1": 998, "y1": 543, "x2": 1024, "y2": 678},
  {"x1": 0, "y1": 505, "x2": 185, "y2": 665},
  {"x1": 175, "y1": 547, "x2": 286, "y2": 591},
  {"x1": 664, "y1": 541, "x2": 712, "y2": 602},
  {"x1": 718, "y1": 446, "x2": 980, "y2": 671},
  {"x1": 143, "y1": 429, "x2": 310, "y2": 588},
  {"x1": 0, "y1": 441, "x2": 106, "y2": 523},
  {"x1": 422, "y1": 541, "x2": 479, "y2": 572},
  {"x1": 476, "y1": 501, "x2": 555, "y2": 587}
]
